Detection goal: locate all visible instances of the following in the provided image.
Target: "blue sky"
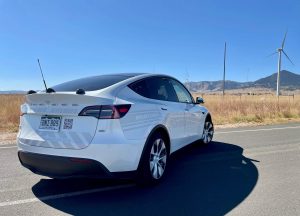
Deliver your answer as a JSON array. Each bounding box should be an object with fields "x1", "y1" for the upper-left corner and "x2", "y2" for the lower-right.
[{"x1": 0, "y1": 0, "x2": 299, "y2": 90}]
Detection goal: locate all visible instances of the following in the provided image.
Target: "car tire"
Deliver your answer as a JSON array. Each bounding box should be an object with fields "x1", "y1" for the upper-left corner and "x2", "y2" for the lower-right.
[
  {"x1": 201, "y1": 119, "x2": 214, "y2": 144},
  {"x1": 136, "y1": 133, "x2": 168, "y2": 186}
]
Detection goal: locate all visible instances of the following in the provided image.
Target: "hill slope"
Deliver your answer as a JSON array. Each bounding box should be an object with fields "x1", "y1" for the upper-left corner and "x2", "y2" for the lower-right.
[
  {"x1": 254, "y1": 70, "x2": 300, "y2": 90},
  {"x1": 188, "y1": 70, "x2": 300, "y2": 92}
]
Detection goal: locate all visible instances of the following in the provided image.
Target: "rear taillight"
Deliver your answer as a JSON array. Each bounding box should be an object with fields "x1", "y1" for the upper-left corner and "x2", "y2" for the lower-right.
[
  {"x1": 79, "y1": 105, "x2": 131, "y2": 119},
  {"x1": 116, "y1": 105, "x2": 131, "y2": 117},
  {"x1": 79, "y1": 106, "x2": 101, "y2": 118}
]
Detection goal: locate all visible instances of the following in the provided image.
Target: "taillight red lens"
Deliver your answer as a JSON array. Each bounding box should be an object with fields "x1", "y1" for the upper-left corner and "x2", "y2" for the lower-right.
[
  {"x1": 79, "y1": 105, "x2": 131, "y2": 119},
  {"x1": 115, "y1": 105, "x2": 131, "y2": 118}
]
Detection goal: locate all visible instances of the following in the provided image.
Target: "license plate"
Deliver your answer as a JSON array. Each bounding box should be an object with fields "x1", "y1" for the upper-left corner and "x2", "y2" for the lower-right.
[{"x1": 39, "y1": 116, "x2": 61, "y2": 132}]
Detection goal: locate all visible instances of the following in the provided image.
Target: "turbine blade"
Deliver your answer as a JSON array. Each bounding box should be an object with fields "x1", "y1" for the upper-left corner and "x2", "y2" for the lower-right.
[
  {"x1": 266, "y1": 51, "x2": 277, "y2": 58},
  {"x1": 281, "y1": 31, "x2": 288, "y2": 49},
  {"x1": 282, "y1": 50, "x2": 294, "y2": 65}
]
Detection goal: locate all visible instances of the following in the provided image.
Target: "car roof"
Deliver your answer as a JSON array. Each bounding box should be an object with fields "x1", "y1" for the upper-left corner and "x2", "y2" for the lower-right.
[
  {"x1": 37, "y1": 73, "x2": 180, "y2": 95},
  {"x1": 109, "y1": 73, "x2": 147, "y2": 77},
  {"x1": 82, "y1": 73, "x2": 179, "y2": 95}
]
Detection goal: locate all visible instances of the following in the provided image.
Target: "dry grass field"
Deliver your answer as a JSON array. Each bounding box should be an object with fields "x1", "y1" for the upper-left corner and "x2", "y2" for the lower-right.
[
  {"x1": 194, "y1": 93, "x2": 300, "y2": 126},
  {"x1": 0, "y1": 93, "x2": 300, "y2": 133},
  {"x1": 0, "y1": 94, "x2": 24, "y2": 132}
]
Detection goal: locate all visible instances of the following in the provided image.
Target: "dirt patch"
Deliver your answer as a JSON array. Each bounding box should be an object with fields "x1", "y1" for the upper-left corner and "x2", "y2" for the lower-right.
[
  {"x1": 0, "y1": 132, "x2": 18, "y2": 145},
  {"x1": 215, "y1": 122, "x2": 264, "y2": 129},
  {"x1": 214, "y1": 119, "x2": 300, "y2": 129}
]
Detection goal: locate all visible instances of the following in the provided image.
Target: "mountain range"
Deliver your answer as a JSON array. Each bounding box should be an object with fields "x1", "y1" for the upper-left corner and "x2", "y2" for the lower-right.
[
  {"x1": 0, "y1": 90, "x2": 26, "y2": 94},
  {"x1": 187, "y1": 70, "x2": 300, "y2": 92},
  {"x1": 1, "y1": 70, "x2": 299, "y2": 94}
]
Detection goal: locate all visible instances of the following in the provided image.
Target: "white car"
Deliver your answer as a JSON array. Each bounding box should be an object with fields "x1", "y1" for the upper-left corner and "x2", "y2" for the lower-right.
[{"x1": 17, "y1": 73, "x2": 214, "y2": 184}]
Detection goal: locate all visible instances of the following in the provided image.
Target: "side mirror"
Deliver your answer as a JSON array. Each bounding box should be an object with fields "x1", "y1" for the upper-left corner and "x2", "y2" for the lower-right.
[{"x1": 196, "y1": 97, "x2": 204, "y2": 104}]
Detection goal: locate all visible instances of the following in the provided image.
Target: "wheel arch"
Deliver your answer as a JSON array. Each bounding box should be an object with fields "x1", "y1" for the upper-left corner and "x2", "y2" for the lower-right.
[
  {"x1": 205, "y1": 112, "x2": 213, "y2": 123},
  {"x1": 146, "y1": 124, "x2": 170, "y2": 154},
  {"x1": 136, "y1": 124, "x2": 171, "y2": 171}
]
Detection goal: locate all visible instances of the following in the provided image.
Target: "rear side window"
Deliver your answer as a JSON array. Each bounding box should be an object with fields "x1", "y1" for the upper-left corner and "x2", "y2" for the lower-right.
[
  {"x1": 129, "y1": 77, "x2": 178, "y2": 102},
  {"x1": 51, "y1": 75, "x2": 132, "y2": 92},
  {"x1": 128, "y1": 79, "x2": 150, "y2": 98}
]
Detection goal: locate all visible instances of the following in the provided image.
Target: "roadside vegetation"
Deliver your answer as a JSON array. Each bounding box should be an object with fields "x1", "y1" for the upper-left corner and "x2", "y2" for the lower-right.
[
  {"x1": 0, "y1": 94, "x2": 300, "y2": 133},
  {"x1": 0, "y1": 94, "x2": 24, "y2": 132},
  {"x1": 195, "y1": 94, "x2": 300, "y2": 126}
]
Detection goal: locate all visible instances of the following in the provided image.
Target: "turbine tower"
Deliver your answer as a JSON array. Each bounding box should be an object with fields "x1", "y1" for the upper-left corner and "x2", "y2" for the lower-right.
[{"x1": 269, "y1": 31, "x2": 294, "y2": 96}]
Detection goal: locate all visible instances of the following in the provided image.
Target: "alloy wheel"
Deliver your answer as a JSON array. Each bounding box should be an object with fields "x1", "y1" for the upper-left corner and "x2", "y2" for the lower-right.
[
  {"x1": 149, "y1": 138, "x2": 167, "y2": 179},
  {"x1": 202, "y1": 121, "x2": 214, "y2": 144}
]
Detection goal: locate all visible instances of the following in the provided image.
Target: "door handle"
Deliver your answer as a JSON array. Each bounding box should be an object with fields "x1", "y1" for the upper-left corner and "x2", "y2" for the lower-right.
[{"x1": 161, "y1": 107, "x2": 168, "y2": 111}]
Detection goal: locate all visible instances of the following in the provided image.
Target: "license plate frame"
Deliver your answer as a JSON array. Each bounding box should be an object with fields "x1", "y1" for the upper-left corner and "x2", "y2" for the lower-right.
[{"x1": 39, "y1": 115, "x2": 62, "y2": 132}]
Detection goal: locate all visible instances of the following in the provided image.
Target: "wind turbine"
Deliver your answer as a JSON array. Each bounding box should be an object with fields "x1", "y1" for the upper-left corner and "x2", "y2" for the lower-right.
[{"x1": 269, "y1": 31, "x2": 294, "y2": 96}]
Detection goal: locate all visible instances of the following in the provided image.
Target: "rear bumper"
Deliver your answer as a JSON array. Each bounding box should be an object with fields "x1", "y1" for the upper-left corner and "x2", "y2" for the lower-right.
[
  {"x1": 17, "y1": 137, "x2": 145, "y2": 172},
  {"x1": 18, "y1": 151, "x2": 135, "y2": 179}
]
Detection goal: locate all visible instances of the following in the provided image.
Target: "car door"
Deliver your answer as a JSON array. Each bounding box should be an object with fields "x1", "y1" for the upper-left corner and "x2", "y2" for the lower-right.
[
  {"x1": 145, "y1": 77, "x2": 187, "y2": 152},
  {"x1": 185, "y1": 102, "x2": 206, "y2": 140},
  {"x1": 170, "y1": 79, "x2": 205, "y2": 143}
]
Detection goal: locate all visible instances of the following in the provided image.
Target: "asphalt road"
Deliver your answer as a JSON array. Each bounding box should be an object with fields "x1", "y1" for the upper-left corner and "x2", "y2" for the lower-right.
[{"x1": 0, "y1": 123, "x2": 299, "y2": 216}]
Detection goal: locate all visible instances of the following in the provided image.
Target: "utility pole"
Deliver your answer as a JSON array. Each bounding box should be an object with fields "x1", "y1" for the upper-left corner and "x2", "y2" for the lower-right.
[{"x1": 223, "y1": 42, "x2": 227, "y2": 96}]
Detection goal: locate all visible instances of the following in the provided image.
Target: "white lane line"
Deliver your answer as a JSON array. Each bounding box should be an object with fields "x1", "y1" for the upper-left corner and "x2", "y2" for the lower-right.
[
  {"x1": 0, "y1": 146, "x2": 17, "y2": 149},
  {"x1": 215, "y1": 125, "x2": 300, "y2": 134},
  {"x1": 245, "y1": 147, "x2": 299, "y2": 157},
  {"x1": 0, "y1": 184, "x2": 135, "y2": 207}
]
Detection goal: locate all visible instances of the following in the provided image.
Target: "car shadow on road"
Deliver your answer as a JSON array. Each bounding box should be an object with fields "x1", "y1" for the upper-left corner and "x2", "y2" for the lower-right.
[{"x1": 32, "y1": 141, "x2": 259, "y2": 216}]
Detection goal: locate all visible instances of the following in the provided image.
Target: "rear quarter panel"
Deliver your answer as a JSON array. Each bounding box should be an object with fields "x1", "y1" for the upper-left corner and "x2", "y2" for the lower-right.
[{"x1": 116, "y1": 87, "x2": 164, "y2": 141}]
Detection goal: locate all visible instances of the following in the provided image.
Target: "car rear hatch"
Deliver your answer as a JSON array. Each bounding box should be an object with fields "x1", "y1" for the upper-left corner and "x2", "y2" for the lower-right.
[{"x1": 18, "y1": 93, "x2": 113, "y2": 149}]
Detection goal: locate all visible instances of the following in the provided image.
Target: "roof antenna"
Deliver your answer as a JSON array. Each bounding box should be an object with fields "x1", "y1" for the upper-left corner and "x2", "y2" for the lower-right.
[{"x1": 37, "y1": 58, "x2": 48, "y2": 92}]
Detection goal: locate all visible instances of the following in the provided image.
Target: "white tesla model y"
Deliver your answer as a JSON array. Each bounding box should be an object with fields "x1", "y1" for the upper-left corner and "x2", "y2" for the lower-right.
[{"x1": 17, "y1": 73, "x2": 214, "y2": 184}]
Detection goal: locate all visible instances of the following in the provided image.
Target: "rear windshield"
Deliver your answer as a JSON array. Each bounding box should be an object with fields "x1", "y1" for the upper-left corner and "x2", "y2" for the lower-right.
[{"x1": 51, "y1": 75, "x2": 133, "y2": 92}]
